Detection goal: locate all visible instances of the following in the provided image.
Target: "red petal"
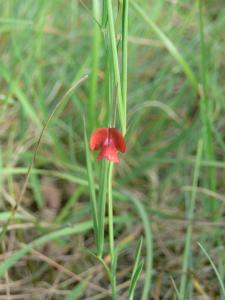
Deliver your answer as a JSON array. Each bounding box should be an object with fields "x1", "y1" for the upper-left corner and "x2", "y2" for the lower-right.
[
  {"x1": 109, "y1": 128, "x2": 126, "y2": 153},
  {"x1": 90, "y1": 128, "x2": 109, "y2": 151},
  {"x1": 97, "y1": 145, "x2": 120, "y2": 163}
]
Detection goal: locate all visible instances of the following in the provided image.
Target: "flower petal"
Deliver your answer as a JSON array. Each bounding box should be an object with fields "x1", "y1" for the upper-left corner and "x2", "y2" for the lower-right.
[
  {"x1": 97, "y1": 145, "x2": 120, "y2": 163},
  {"x1": 90, "y1": 128, "x2": 109, "y2": 151},
  {"x1": 109, "y1": 128, "x2": 126, "y2": 153}
]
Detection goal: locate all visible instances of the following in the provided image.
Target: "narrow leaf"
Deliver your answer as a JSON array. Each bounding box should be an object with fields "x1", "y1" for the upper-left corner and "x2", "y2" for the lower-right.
[{"x1": 128, "y1": 237, "x2": 143, "y2": 300}]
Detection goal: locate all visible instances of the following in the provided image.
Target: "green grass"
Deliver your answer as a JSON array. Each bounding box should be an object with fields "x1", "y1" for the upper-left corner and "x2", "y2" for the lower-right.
[{"x1": 0, "y1": 1, "x2": 224, "y2": 299}]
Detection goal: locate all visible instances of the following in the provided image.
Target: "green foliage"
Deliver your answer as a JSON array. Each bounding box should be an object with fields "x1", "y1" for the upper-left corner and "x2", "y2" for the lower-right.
[{"x1": 0, "y1": 0, "x2": 224, "y2": 299}]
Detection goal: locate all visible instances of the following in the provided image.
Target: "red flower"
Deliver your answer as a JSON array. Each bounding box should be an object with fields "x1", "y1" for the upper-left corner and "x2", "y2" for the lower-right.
[{"x1": 90, "y1": 128, "x2": 126, "y2": 163}]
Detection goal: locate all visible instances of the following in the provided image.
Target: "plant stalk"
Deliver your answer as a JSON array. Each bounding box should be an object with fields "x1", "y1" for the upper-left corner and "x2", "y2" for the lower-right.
[{"x1": 108, "y1": 162, "x2": 117, "y2": 299}]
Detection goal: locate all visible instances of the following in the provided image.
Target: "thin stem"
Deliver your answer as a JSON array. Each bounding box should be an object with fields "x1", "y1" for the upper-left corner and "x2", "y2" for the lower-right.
[
  {"x1": 108, "y1": 163, "x2": 114, "y2": 254},
  {"x1": 108, "y1": 162, "x2": 117, "y2": 299},
  {"x1": 198, "y1": 0, "x2": 217, "y2": 218},
  {"x1": 84, "y1": 118, "x2": 99, "y2": 252},
  {"x1": 122, "y1": 0, "x2": 128, "y2": 135},
  {"x1": 97, "y1": 160, "x2": 108, "y2": 257},
  {"x1": 106, "y1": 0, "x2": 125, "y2": 135},
  {"x1": 89, "y1": 0, "x2": 101, "y2": 130},
  {"x1": 179, "y1": 139, "x2": 203, "y2": 299}
]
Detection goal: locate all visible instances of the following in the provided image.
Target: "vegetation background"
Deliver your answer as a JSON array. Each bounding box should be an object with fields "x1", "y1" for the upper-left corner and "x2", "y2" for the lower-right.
[{"x1": 0, "y1": 0, "x2": 224, "y2": 299}]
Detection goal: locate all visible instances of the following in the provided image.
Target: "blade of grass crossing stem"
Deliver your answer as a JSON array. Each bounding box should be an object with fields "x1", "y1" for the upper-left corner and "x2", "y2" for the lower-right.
[
  {"x1": 0, "y1": 221, "x2": 92, "y2": 277},
  {"x1": 121, "y1": 0, "x2": 128, "y2": 131},
  {"x1": 198, "y1": 0, "x2": 217, "y2": 218},
  {"x1": 89, "y1": 0, "x2": 101, "y2": 130},
  {"x1": 179, "y1": 139, "x2": 203, "y2": 299},
  {"x1": 97, "y1": 160, "x2": 108, "y2": 257},
  {"x1": 108, "y1": 162, "x2": 117, "y2": 299},
  {"x1": 83, "y1": 118, "x2": 99, "y2": 253},
  {"x1": 106, "y1": 0, "x2": 126, "y2": 135},
  {"x1": 128, "y1": 237, "x2": 144, "y2": 300},
  {"x1": 131, "y1": 1, "x2": 198, "y2": 91},
  {"x1": 197, "y1": 242, "x2": 225, "y2": 297}
]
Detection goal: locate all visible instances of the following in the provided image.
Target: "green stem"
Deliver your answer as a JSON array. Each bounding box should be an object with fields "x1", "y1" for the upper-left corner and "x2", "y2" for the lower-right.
[
  {"x1": 108, "y1": 162, "x2": 117, "y2": 299},
  {"x1": 89, "y1": 0, "x2": 101, "y2": 130},
  {"x1": 179, "y1": 139, "x2": 203, "y2": 299},
  {"x1": 198, "y1": 0, "x2": 217, "y2": 218},
  {"x1": 106, "y1": 0, "x2": 125, "y2": 135},
  {"x1": 97, "y1": 160, "x2": 108, "y2": 258},
  {"x1": 121, "y1": 0, "x2": 128, "y2": 134}
]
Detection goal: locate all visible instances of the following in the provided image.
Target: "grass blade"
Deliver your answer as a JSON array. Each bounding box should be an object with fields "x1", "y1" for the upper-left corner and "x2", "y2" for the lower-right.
[
  {"x1": 121, "y1": 0, "x2": 129, "y2": 132},
  {"x1": 106, "y1": 0, "x2": 125, "y2": 134},
  {"x1": 119, "y1": 193, "x2": 153, "y2": 300},
  {"x1": 198, "y1": 0, "x2": 217, "y2": 218},
  {"x1": 55, "y1": 186, "x2": 84, "y2": 224},
  {"x1": 89, "y1": 0, "x2": 102, "y2": 130},
  {"x1": 198, "y1": 242, "x2": 225, "y2": 297},
  {"x1": 128, "y1": 236, "x2": 143, "y2": 300},
  {"x1": 0, "y1": 221, "x2": 92, "y2": 277},
  {"x1": 170, "y1": 276, "x2": 182, "y2": 300},
  {"x1": 0, "y1": 64, "x2": 42, "y2": 128},
  {"x1": 65, "y1": 282, "x2": 85, "y2": 300},
  {"x1": 130, "y1": 1, "x2": 198, "y2": 91},
  {"x1": 84, "y1": 118, "x2": 99, "y2": 253},
  {"x1": 179, "y1": 139, "x2": 203, "y2": 299}
]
